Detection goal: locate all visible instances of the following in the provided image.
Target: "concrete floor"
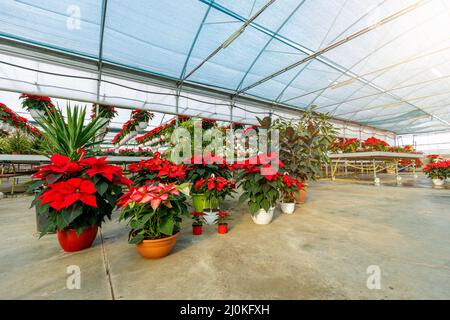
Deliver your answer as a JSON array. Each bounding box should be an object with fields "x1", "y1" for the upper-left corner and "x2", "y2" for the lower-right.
[{"x1": 0, "y1": 176, "x2": 449, "y2": 299}]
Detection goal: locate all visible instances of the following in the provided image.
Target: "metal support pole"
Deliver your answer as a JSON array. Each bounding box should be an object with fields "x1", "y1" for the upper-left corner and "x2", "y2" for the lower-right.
[
  {"x1": 396, "y1": 159, "x2": 402, "y2": 184},
  {"x1": 373, "y1": 160, "x2": 379, "y2": 185}
]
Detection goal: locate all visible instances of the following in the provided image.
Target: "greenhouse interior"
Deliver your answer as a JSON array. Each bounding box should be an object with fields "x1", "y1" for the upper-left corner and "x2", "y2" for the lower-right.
[{"x1": 0, "y1": 0, "x2": 449, "y2": 302}]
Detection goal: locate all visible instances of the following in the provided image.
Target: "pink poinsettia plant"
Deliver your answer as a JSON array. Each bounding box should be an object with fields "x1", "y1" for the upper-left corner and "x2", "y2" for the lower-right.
[
  {"x1": 29, "y1": 149, "x2": 132, "y2": 235},
  {"x1": 117, "y1": 182, "x2": 190, "y2": 243}
]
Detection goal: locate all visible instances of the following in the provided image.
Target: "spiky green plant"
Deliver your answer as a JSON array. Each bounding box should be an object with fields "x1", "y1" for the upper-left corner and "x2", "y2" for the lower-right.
[{"x1": 35, "y1": 104, "x2": 109, "y2": 160}]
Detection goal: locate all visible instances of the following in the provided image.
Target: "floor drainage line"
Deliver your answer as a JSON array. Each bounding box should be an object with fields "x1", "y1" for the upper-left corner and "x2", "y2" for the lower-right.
[{"x1": 100, "y1": 228, "x2": 116, "y2": 300}]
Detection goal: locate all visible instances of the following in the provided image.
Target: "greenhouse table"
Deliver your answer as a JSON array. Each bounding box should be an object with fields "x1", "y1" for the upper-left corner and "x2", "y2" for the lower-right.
[
  {"x1": 328, "y1": 152, "x2": 424, "y2": 185},
  {"x1": 0, "y1": 155, "x2": 151, "y2": 164}
]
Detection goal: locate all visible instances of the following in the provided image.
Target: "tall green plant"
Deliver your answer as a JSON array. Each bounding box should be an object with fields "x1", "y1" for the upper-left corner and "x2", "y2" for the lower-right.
[
  {"x1": 35, "y1": 104, "x2": 109, "y2": 159},
  {"x1": 271, "y1": 106, "x2": 337, "y2": 182}
]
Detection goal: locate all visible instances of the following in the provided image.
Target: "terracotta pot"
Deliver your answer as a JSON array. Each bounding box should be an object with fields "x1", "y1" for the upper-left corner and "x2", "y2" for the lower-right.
[
  {"x1": 294, "y1": 189, "x2": 307, "y2": 204},
  {"x1": 57, "y1": 226, "x2": 98, "y2": 252},
  {"x1": 192, "y1": 225, "x2": 202, "y2": 235},
  {"x1": 135, "y1": 232, "x2": 179, "y2": 259},
  {"x1": 218, "y1": 223, "x2": 228, "y2": 234}
]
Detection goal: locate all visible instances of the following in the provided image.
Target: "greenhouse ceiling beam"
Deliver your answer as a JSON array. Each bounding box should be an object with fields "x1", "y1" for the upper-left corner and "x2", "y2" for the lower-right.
[
  {"x1": 274, "y1": 0, "x2": 390, "y2": 103},
  {"x1": 235, "y1": 0, "x2": 430, "y2": 95},
  {"x1": 0, "y1": 36, "x2": 395, "y2": 135},
  {"x1": 180, "y1": 0, "x2": 276, "y2": 84},
  {"x1": 235, "y1": 0, "x2": 306, "y2": 92},
  {"x1": 179, "y1": 1, "x2": 214, "y2": 80},
  {"x1": 96, "y1": 0, "x2": 109, "y2": 101},
  {"x1": 203, "y1": 0, "x2": 445, "y2": 129},
  {"x1": 226, "y1": 0, "x2": 448, "y2": 128}
]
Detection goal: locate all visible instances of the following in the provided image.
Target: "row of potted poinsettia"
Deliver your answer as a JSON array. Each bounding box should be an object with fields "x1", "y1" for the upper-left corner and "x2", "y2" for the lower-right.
[
  {"x1": 29, "y1": 103, "x2": 305, "y2": 260},
  {"x1": 32, "y1": 150, "x2": 303, "y2": 259}
]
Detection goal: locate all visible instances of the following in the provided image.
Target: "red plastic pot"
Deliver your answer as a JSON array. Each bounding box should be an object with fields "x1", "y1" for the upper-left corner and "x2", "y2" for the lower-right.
[
  {"x1": 192, "y1": 225, "x2": 203, "y2": 235},
  {"x1": 57, "y1": 226, "x2": 98, "y2": 252},
  {"x1": 218, "y1": 223, "x2": 228, "y2": 234}
]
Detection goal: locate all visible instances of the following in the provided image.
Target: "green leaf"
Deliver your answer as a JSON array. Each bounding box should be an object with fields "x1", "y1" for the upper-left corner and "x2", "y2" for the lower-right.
[
  {"x1": 62, "y1": 205, "x2": 84, "y2": 226},
  {"x1": 129, "y1": 233, "x2": 144, "y2": 245},
  {"x1": 159, "y1": 217, "x2": 174, "y2": 236},
  {"x1": 249, "y1": 201, "x2": 260, "y2": 214},
  {"x1": 96, "y1": 182, "x2": 108, "y2": 196},
  {"x1": 26, "y1": 180, "x2": 44, "y2": 193}
]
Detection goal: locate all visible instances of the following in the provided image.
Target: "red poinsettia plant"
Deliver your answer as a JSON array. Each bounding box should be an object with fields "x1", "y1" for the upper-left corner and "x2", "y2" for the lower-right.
[
  {"x1": 183, "y1": 153, "x2": 233, "y2": 192},
  {"x1": 330, "y1": 137, "x2": 360, "y2": 153},
  {"x1": 29, "y1": 149, "x2": 132, "y2": 235},
  {"x1": 135, "y1": 115, "x2": 190, "y2": 145},
  {"x1": 234, "y1": 153, "x2": 284, "y2": 214},
  {"x1": 91, "y1": 104, "x2": 118, "y2": 120},
  {"x1": 191, "y1": 211, "x2": 206, "y2": 227},
  {"x1": 279, "y1": 173, "x2": 303, "y2": 203},
  {"x1": 20, "y1": 93, "x2": 55, "y2": 113},
  {"x1": 0, "y1": 103, "x2": 42, "y2": 137},
  {"x1": 361, "y1": 136, "x2": 389, "y2": 151},
  {"x1": 129, "y1": 152, "x2": 186, "y2": 186},
  {"x1": 131, "y1": 109, "x2": 154, "y2": 123},
  {"x1": 117, "y1": 182, "x2": 190, "y2": 243},
  {"x1": 423, "y1": 160, "x2": 450, "y2": 180},
  {"x1": 193, "y1": 174, "x2": 236, "y2": 203},
  {"x1": 112, "y1": 119, "x2": 136, "y2": 144},
  {"x1": 215, "y1": 210, "x2": 231, "y2": 225}
]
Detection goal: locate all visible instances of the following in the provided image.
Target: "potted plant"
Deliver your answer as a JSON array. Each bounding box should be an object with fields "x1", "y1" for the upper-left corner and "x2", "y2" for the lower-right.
[
  {"x1": 29, "y1": 104, "x2": 130, "y2": 250},
  {"x1": 128, "y1": 152, "x2": 186, "y2": 186},
  {"x1": 269, "y1": 106, "x2": 336, "y2": 204},
  {"x1": 423, "y1": 160, "x2": 449, "y2": 186},
  {"x1": 279, "y1": 173, "x2": 302, "y2": 214},
  {"x1": 117, "y1": 182, "x2": 190, "y2": 259},
  {"x1": 184, "y1": 153, "x2": 233, "y2": 212},
  {"x1": 20, "y1": 93, "x2": 54, "y2": 121},
  {"x1": 234, "y1": 153, "x2": 282, "y2": 225},
  {"x1": 191, "y1": 211, "x2": 205, "y2": 235},
  {"x1": 361, "y1": 136, "x2": 389, "y2": 151},
  {"x1": 131, "y1": 109, "x2": 154, "y2": 130},
  {"x1": 216, "y1": 210, "x2": 231, "y2": 234},
  {"x1": 193, "y1": 174, "x2": 235, "y2": 225}
]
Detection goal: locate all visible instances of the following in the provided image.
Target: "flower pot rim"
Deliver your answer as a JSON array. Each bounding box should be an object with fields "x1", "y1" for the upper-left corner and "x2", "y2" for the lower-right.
[
  {"x1": 57, "y1": 225, "x2": 97, "y2": 233},
  {"x1": 139, "y1": 232, "x2": 179, "y2": 244},
  {"x1": 218, "y1": 222, "x2": 228, "y2": 226}
]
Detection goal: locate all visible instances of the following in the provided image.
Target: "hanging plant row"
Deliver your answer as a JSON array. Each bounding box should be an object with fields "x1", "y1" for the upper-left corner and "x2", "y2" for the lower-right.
[
  {"x1": 112, "y1": 109, "x2": 155, "y2": 145},
  {"x1": 135, "y1": 115, "x2": 191, "y2": 145},
  {"x1": 0, "y1": 103, "x2": 42, "y2": 137}
]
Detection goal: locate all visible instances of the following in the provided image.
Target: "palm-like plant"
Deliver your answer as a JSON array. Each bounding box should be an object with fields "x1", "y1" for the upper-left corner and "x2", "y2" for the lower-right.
[{"x1": 35, "y1": 104, "x2": 109, "y2": 160}]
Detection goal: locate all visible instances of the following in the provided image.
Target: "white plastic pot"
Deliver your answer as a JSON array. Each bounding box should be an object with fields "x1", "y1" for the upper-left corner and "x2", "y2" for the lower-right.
[
  {"x1": 29, "y1": 109, "x2": 45, "y2": 122},
  {"x1": 251, "y1": 207, "x2": 275, "y2": 225},
  {"x1": 280, "y1": 202, "x2": 295, "y2": 214},
  {"x1": 203, "y1": 210, "x2": 218, "y2": 225},
  {"x1": 138, "y1": 121, "x2": 148, "y2": 130},
  {"x1": 432, "y1": 179, "x2": 445, "y2": 186}
]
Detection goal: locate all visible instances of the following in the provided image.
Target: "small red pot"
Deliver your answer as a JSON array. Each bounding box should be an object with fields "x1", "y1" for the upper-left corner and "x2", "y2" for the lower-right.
[
  {"x1": 192, "y1": 225, "x2": 203, "y2": 235},
  {"x1": 57, "y1": 226, "x2": 98, "y2": 252},
  {"x1": 218, "y1": 223, "x2": 228, "y2": 234}
]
